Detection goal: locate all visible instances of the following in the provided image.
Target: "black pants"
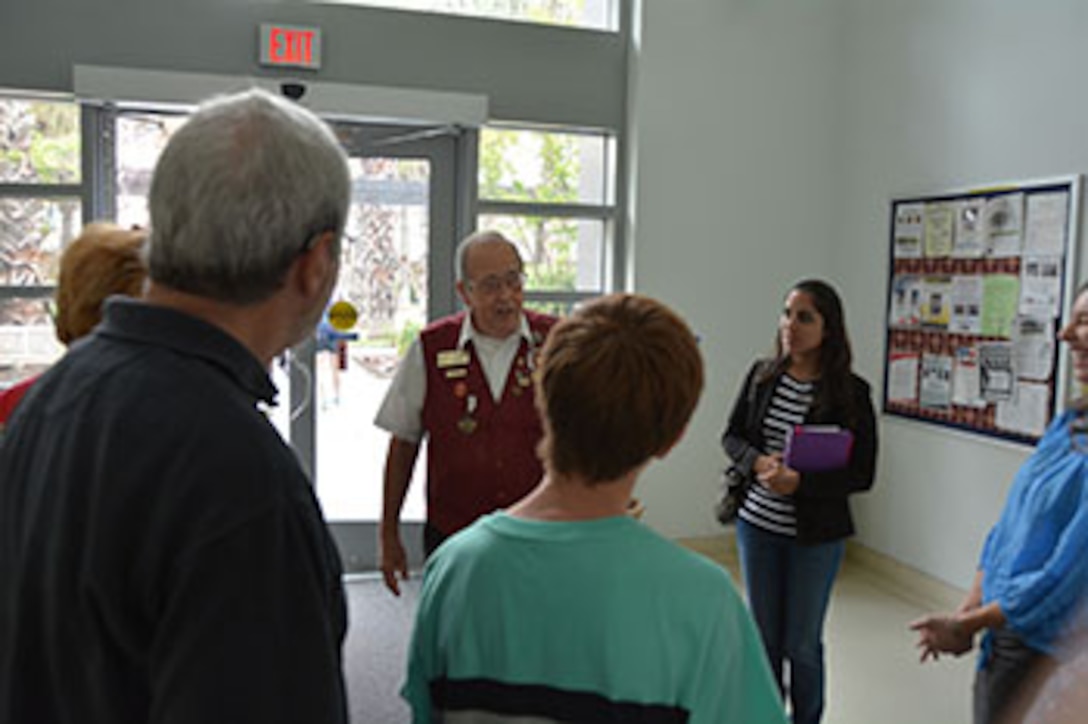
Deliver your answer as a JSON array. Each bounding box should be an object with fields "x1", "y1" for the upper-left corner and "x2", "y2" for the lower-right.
[
  {"x1": 423, "y1": 522, "x2": 448, "y2": 558},
  {"x1": 974, "y1": 629, "x2": 1050, "y2": 724}
]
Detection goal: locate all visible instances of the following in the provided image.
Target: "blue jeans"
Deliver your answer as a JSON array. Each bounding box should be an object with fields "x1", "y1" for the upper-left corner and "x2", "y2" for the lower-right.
[{"x1": 735, "y1": 518, "x2": 844, "y2": 724}]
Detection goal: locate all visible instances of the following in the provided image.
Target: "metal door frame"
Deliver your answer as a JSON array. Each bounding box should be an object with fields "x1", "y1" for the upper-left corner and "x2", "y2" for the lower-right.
[{"x1": 293, "y1": 120, "x2": 469, "y2": 572}]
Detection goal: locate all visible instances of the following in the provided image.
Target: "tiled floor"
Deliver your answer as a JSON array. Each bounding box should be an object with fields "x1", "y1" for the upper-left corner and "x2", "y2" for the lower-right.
[
  {"x1": 681, "y1": 533, "x2": 976, "y2": 724},
  {"x1": 351, "y1": 534, "x2": 977, "y2": 723}
]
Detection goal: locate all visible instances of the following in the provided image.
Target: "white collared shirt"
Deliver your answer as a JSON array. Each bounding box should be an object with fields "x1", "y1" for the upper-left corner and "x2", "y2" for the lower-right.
[{"x1": 374, "y1": 314, "x2": 533, "y2": 443}]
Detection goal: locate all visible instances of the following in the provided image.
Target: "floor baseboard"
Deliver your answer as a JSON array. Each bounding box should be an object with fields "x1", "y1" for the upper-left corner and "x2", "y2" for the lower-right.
[
  {"x1": 676, "y1": 531, "x2": 965, "y2": 612},
  {"x1": 844, "y1": 541, "x2": 966, "y2": 612}
]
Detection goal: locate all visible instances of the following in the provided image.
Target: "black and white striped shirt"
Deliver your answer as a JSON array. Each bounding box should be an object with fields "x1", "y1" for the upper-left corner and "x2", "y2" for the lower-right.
[{"x1": 738, "y1": 373, "x2": 814, "y2": 537}]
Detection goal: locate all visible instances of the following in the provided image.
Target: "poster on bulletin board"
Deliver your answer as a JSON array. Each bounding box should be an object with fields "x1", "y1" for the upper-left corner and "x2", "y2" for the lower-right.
[{"x1": 882, "y1": 177, "x2": 1081, "y2": 444}]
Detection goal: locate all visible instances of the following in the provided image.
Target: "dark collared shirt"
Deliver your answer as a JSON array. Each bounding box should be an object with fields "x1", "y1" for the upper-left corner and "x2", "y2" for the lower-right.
[{"x1": 0, "y1": 298, "x2": 347, "y2": 724}]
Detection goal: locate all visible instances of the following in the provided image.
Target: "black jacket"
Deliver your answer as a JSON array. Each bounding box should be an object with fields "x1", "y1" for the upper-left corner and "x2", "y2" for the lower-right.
[
  {"x1": 721, "y1": 359, "x2": 878, "y2": 544},
  {"x1": 0, "y1": 300, "x2": 348, "y2": 724}
]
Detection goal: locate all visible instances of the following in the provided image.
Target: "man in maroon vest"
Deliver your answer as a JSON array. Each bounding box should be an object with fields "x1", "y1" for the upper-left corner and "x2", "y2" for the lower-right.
[{"x1": 375, "y1": 231, "x2": 557, "y2": 595}]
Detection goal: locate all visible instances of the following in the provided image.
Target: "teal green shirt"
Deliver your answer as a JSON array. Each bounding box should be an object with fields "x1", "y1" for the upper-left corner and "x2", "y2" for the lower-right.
[{"x1": 404, "y1": 512, "x2": 786, "y2": 723}]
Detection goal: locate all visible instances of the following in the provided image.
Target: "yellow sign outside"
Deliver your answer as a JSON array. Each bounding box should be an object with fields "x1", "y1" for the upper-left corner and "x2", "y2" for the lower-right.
[{"x1": 327, "y1": 300, "x2": 358, "y2": 332}]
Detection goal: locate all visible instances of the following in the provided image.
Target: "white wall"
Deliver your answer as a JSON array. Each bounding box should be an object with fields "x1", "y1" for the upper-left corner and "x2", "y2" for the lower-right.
[
  {"x1": 834, "y1": 0, "x2": 1088, "y2": 587},
  {"x1": 630, "y1": 0, "x2": 1088, "y2": 588},
  {"x1": 629, "y1": 1, "x2": 844, "y2": 538}
]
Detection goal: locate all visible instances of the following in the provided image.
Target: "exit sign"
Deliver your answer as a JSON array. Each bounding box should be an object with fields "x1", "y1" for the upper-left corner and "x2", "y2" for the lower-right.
[{"x1": 259, "y1": 24, "x2": 321, "y2": 70}]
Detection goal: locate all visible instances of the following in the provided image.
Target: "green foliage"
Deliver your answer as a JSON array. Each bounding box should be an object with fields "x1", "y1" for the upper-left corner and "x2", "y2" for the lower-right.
[
  {"x1": 527, "y1": 263, "x2": 575, "y2": 291},
  {"x1": 0, "y1": 100, "x2": 81, "y2": 295},
  {"x1": 350, "y1": 308, "x2": 424, "y2": 358},
  {"x1": 29, "y1": 135, "x2": 79, "y2": 184},
  {"x1": 29, "y1": 102, "x2": 79, "y2": 183},
  {"x1": 537, "y1": 133, "x2": 577, "y2": 204},
  {"x1": 0, "y1": 101, "x2": 80, "y2": 183},
  {"x1": 478, "y1": 128, "x2": 583, "y2": 290},
  {"x1": 479, "y1": 129, "x2": 580, "y2": 205},
  {"x1": 397, "y1": 319, "x2": 423, "y2": 357},
  {"x1": 524, "y1": 299, "x2": 578, "y2": 318},
  {"x1": 479, "y1": 130, "x2": 517, "y2": 201}
]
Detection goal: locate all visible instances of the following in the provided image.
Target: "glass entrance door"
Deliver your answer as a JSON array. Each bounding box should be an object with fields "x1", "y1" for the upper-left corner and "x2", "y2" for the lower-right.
[
  {"x1": 302, "y1": 122, "x2": 459, "y2": 573},
  {"x1": 109, "y1": 109, "x2": 461, "y2": 574}
]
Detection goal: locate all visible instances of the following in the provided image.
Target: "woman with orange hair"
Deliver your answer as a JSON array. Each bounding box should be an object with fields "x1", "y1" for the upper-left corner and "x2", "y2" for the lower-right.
[{"x1": 0, "y1": 223, "x2": 146, "y2": 429}]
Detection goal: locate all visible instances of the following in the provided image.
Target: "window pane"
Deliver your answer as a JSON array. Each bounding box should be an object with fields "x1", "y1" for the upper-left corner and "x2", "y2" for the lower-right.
[
  {"x1": 479, "y1": 127, "x2": 609, "y2": 205},
  {"x1": 342, "y1": 157, "x2": 429, "y2": 351},
  {"x1": 0, "y1": 99, "x2": 80, "y2": 184},
  {"x1": 0, "y1": 196, "x2": 82, "y2": 285},
  {"x1": 0, "y1": 297, "x2": 62, "y2": 386},
  {"x1": 116, "y1": 112, "x2": 188, "y2": 229},
  {"x1": 316, "y1": 156, "x2": 430, "y2": 522},
  {"x1": 479, "y1": 213, "x2": 603, "y2": 292},
  {"x1": 311, "y1": 0, "x2": 614, "y2": 31}
]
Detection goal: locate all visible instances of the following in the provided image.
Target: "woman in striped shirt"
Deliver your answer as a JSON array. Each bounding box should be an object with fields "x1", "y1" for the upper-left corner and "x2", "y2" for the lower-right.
[{"x1": 721, "y1": 279, "x2": 878, "y2": 724}]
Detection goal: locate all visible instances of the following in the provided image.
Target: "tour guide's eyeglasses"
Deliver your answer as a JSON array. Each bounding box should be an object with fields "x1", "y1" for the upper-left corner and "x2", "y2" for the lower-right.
[{"x1": 466, "y1": 269, "x2": 526, "y2": 296}]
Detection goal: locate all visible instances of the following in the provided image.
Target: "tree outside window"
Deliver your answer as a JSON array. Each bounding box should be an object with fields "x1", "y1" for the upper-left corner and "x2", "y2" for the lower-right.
[
  {"x1": 0, "y1": 98, "x2": 82, "y2": 384},
  {"x1": 477, "y1": 125, "x2": 613, "y2": 314}
]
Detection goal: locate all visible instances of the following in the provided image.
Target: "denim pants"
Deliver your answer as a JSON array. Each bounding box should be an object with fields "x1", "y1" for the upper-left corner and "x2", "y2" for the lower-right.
[{"x1": 736, "y1": 518, "x2": 844, "y2": 724}]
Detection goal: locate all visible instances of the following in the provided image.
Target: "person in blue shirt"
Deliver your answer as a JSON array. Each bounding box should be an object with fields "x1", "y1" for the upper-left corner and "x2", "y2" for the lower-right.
[
  {"x1": 911, "y1": 281, "x2": 1088, "y2": 724},
  {"x1": 316, "y1": 308, "x2": 344, "y2": 407}
]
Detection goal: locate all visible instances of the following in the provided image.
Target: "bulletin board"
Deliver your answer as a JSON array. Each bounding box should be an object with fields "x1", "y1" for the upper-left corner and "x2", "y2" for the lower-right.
[{"x1": 882, "y1": 176, "x2": 1081, "y2": 444}]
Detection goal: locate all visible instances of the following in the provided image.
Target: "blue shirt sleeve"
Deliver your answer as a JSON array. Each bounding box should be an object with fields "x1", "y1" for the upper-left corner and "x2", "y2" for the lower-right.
[{"x1": 981, "y1": 412, "x2": 1088, "y2": 653}]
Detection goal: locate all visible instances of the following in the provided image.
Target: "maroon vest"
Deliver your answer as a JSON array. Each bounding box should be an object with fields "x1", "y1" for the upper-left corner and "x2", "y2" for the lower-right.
[{"x1": 420, "y1": 310, "x2": 557, "y2": 536}]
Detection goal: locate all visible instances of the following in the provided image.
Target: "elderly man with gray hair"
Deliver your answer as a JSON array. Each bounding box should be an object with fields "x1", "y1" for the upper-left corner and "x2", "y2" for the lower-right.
[
  {"x1": 376, "y1": 230, "x2": 558, "y2": 595},
  {"x1": 0, "y1": 89, "x2": 351, "y2": 724}
]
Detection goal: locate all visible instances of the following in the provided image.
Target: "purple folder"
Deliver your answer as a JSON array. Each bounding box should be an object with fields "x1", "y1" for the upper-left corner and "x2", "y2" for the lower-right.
[{"x1": 784, "y1": 425, "x2": 854, "y2": 473}]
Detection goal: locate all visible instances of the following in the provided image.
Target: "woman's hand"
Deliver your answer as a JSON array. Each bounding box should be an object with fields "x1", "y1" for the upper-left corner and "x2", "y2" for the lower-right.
[
  {"x1": 756, "y1": 455, "x2": 801, "y2": 495},
  {"x1": 909, "y1": 614, "x2": 974, "y2": 662},
  {"x1": 752, "y1": 454, "x2": 779, "y2": 477}
]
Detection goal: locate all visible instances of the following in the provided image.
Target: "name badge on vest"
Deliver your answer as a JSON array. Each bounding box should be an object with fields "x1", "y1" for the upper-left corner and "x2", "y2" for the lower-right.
[{"x1": 436, "y1": 349, "x2": 470, "y2": 369}]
